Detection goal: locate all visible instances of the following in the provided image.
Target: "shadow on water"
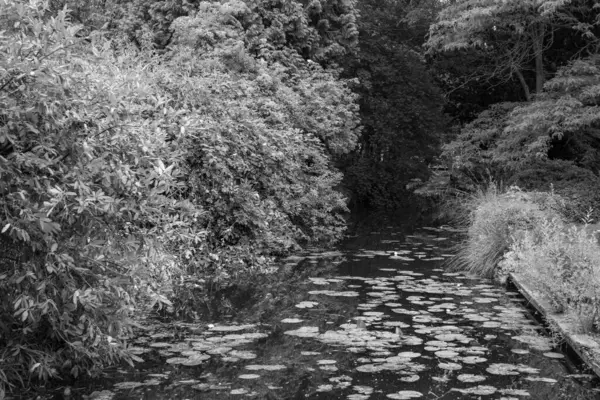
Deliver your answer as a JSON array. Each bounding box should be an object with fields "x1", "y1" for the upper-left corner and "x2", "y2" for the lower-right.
[{"x1": 23, "y1": 212, "x2": 600, "y2": 400}]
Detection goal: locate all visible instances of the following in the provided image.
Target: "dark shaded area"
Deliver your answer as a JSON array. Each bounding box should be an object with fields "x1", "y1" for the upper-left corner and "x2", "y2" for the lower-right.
[{"x1": 339, "y1": 0, "x2": 447, "y2": 209}]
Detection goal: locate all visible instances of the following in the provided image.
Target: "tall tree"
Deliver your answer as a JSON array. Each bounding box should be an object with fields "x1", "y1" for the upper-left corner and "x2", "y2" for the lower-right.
[
  {"x1": 426, "y1": 0, "x2": 600, "y2": 100},
  {"x1": 442, "y1": 55, "x2": 600, "y2": 217},
  {"x1": 340, "y1": 0, "x2": 447, "y2": 208}
]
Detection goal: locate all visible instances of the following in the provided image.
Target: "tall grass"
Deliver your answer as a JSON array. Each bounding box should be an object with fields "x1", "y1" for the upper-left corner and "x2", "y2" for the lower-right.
[{"x1": 449, "y1": 184, "x2": 549, "y2": 278}]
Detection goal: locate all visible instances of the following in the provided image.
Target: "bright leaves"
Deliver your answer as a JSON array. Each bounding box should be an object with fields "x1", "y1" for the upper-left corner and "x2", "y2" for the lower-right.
[{"x1": 0, "y1": 0, "x2": 361, "y2": 392}]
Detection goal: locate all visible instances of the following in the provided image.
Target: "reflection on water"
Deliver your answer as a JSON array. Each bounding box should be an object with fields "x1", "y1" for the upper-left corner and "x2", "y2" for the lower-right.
[{"x1": 58, "y1": 221, "x2": 600, "y2": 400}]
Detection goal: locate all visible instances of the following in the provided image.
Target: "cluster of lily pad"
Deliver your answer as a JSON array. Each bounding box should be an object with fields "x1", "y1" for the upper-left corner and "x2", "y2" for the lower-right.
[{"x1": 79, "y1": 226, "x2": 596, "y2": 399}]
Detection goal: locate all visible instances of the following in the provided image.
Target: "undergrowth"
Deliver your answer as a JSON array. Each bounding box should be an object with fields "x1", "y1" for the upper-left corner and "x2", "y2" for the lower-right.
[
  {"x1": 449, "y1": 184, "x2": 550, "y2": 278},
  {"x1": 506, "y1": 216, "x2": 600, "y2": 333},
  {"x1": 450, "y1": 183, "x2": 600, "y2": 333}
]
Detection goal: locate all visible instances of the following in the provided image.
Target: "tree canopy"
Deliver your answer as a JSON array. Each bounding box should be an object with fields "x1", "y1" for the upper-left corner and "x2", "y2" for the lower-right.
[
  {"x1": 443, "y1": 55, "x2": 600, "y2": 216},
  {"x1": 427, "y1": 0, "x2": 600, "y2": 100},
  {"x1": 340, "y1": 0, "x2": 447, "y2": 208}
]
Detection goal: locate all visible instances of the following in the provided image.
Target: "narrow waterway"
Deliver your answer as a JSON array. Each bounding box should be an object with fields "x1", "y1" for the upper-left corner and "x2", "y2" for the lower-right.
[{"x1": 60, "y1": 219, "x2": 600, "y2": 400}]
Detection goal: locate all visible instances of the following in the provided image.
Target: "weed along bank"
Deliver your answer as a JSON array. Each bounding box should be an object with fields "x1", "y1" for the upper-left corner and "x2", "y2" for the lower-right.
[
  {"x1": 450, "y1": 186, "x2": 600, "y2": 386},
  {"x1": 508, "y1": 273, "x2": 600, "y2": 378}
]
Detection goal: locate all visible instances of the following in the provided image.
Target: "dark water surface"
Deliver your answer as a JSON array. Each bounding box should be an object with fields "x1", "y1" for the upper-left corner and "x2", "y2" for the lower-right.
[{"x1": 54, "y1": 220, "x2": 600, "y2": 399}]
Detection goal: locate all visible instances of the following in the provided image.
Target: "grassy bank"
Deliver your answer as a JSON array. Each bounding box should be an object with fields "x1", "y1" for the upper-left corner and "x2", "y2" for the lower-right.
[{"x1": 452, "y1": 186, "x2": 600, "y2": 334}]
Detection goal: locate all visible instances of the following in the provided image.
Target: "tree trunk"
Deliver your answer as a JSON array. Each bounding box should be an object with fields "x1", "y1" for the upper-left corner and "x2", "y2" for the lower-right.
[
  {"x1": 515, "y1": 69, "x2": 531, "y2": 101},
  {"x1": 532, "y1": 23, "x2": 546, "y2": 94}
]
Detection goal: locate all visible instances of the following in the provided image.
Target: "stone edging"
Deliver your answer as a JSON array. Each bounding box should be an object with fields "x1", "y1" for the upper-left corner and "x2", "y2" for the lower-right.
[{"x1": 508, "y1": 272, "x2": 600, "y2": 378}]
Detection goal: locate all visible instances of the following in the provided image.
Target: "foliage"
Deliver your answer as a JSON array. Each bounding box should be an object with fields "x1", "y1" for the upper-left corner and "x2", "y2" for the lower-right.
[
  {"x1": 51, "y1": 0, "x2": 360, "y2": 64},
  {"x1": 443, "y1": 55, "x2": 600, "y2": 219},
  {"x1": 505, "y1": 216, "x2": 600, "y2": 333},
  {"x1": 427, "y1": 49, "x2": 527, "y2": 122},
  {"x1": 340, "y1": 0, "x2": 447, "y2": 208},
  {"x1": 450, "y1": 185, "x2": 552, "y2": 278},
  {"x1": 163, "y1": 3, "x2": 359, "y2": 256},
  {"x1": 0, "y1": 0, "x2": 205, "y2": 390},
  {"x1": 242, "y1": 0, "x2": 360, "y2": 64},
  {"x1": 0, "y1": 0, "x2": 360, "y2": 393},
  {"x1": 426, "y1": 0, "x2": 600, "y2": 99},
  {"x1": 503, "y1": 56, "x2": 600, "y2": 171},
  {"x1": 511, "y1": 160, "x2": 600, "y2": 221},
  {"x1": 442, "y1": 102, "x2": 520, "y2": 181}
]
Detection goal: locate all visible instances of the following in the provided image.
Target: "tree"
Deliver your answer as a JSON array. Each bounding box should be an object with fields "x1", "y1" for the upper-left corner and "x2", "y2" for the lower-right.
[
  {"x1": 340, "y1": 0, "x2": 447, "y2": 208},
  {"x1": 426, "y1": 0, "x2": 600, "y2": 101},
  {"x1": 443, "y1": 55, "x2": 600, "y2": 218}
]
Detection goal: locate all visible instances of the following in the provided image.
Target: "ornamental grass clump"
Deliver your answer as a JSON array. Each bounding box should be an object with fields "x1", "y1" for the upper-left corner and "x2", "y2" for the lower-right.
[
  {"x1": 451, "y1": 185, "x2": 548, "y2": 278},
  {"x1": 507, "y1": 218, "x2": 600, "y2": 333}
]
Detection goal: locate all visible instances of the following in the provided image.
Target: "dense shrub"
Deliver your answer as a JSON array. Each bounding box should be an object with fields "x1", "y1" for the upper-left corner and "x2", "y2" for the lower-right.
[
  {"x1": 0, "y1": 0, "x2": 360, "y2": 392},
  {"x1": 504, "y1": 218, "x2": 600, "y2": 333},
  {"x1": 453, "y1": 183, "x2": 600, "y2": 332},
  {"x1": 0, "y1": 0, "x2": 200, "y2": 390},
  {"x1": 159, "y1": 3, "x2": 360, "y2": 257}
]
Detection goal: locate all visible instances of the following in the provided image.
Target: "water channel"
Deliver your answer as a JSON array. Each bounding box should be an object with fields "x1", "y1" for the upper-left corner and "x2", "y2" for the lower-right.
[{"x1": 54, "y1": 217, "x2": 600, "y2": 399}]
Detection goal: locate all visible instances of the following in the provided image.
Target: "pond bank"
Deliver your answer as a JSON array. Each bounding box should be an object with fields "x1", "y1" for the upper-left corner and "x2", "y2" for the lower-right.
[{"x1": 509, "y1": 272, "x2": 600, "y2": 378}]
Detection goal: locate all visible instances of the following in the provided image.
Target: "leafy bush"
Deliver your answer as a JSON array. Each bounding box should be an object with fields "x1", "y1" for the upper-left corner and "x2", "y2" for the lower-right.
[
  {"x1": 452, "y1": 182, "x2": 600, "y2": 332},
  {"x1": 0, "y1": 0, "x2": 361, "y2": 392},
  {"x1": 511, "y1": 160, "x2": 600, "y2": 221},
  {"x1": 159, "y1": 4, "x2": 359, "y2": 256},
  {"x1": 505, "y1": 218, "x2": 600, "y2": 333},
  {"x1": 0, "y1": 0, "x2": 204, "y2": 390}
]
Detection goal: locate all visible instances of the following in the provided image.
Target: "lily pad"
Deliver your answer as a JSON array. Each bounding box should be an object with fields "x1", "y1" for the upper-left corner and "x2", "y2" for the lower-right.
[
  {"x1": 295, "y1": 301, "x2": 319, "y2": 309},
  {"x1": 451, "y1": 386, "x2": 497, "y2": 395},
  {"x1": 284, "y1": 326, "x2": 319, "y2": 338},
  {"x1": 435, "y1": 350, "x2": 458, "y2": 358},
  {"x1": 149, "y1": 342, "x2": 172, "y2": 348},
  {"x1": 399, "y1": 375, "x2": 420, "y2": 382},
  {"x1": 457, "y1": 374, "x2": 486, "y2": 383},
  {"x1": 209, "y1": 324, "x2": 256, "y2": 332},
  {"x1": 113, "y1": 382, "x2": 144, "y2": 390},
  {"x1": 543, "y1": 352, "x2": 564, "y2": 359},
  {"x1": 317, "y1": 359, "x2": 337, "y2": 365},
  {"x1": 438, "y1": 362, "x2": 462, "y2": 371},
  {"x1": 229, "y1": 350, "x2": 256, "y2": 359},
  {"x1": 386, "y1": 390, "x2": 423, "y2": 399},
  {"x1": 281, "y1": 318, "x2": 304, "y2": 323},
  {"x1": 486, "y1": 363, "x2": 521, "y2": 376},
  {"x1": 245, "y1": 364, "x2": 287, "y2": 371},
  {"x1": 238, "y1": 374, "x2": 260, "y2": 380}
]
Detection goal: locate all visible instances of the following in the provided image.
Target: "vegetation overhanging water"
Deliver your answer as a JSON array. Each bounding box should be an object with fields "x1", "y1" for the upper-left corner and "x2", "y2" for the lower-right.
[
  {"x1": 3, "y1": 0, "x2": 600, "y2": 396},
  {"x1": 34, "y1": 218, "x2": 600, "y2": 400}
]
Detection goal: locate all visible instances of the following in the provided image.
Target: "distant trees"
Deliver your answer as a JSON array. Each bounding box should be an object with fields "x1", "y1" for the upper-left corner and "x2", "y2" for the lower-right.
[{"x1": 340, "y1": 0, "x2": 447, "y2": 208}]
